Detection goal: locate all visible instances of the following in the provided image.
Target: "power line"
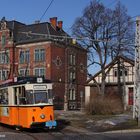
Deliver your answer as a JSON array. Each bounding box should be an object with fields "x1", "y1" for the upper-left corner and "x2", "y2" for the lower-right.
[
  {"x1": 39, "y1": 0, "x2": 54, "y2": 22},
  {"x1": 19, "y1": 31, "x2": 110, "y2": 42},
  {"x1": 107, "y1": 0, "x2": 118, "y2": 7}
]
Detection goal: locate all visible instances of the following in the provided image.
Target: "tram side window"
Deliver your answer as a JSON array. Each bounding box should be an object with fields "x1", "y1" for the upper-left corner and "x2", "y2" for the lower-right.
[
  {"x1": 19, "y1": 86, "x2": 26, "y2": 105},
  {"x1": 0, "y1": 89, "x2": 8, "y2": 104},
  {"x1": 14, "y1": 86, "x2": 27, "y2": 105}
]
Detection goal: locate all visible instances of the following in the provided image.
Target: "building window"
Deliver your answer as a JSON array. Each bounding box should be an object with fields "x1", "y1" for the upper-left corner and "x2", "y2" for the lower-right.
[
  {"x1": 34, "y1": 49, "x2": 45, "y2": 62},
  {"x1": 0, "y1": 51, "x2": 9, "y2": 64},
  {"x1": 1, "y1": 34, "x2": 6, "y2": 47},
  {"x1": 19, "y1": 69, "x2": 29, "y2": 76},
  {"x1": 19, "y1": 51, "x2": 24, "y2": 64},
  {"x1": 69, "y1": 54, "x2": 75, "y2": 65},
  {"x1": 19, "y1": 50, "x2": 30, "y2": 64},
  {"x1": 125, "y1": 70, "x2": 128, "y2": 76},
  {"x1": 0, "y1": 70, "x2": 9, "y2": 80},
  {"x1": 69, "y1": 89, "x2": 76, "y2": 100},
  {"x1": 114, "y1": 69, "x2": 128, "y2": 77},
  {"x1": 34, "y1": 68, "x2": 45, "y2": 77},
  {"x1": 69, "y1": 71, "x2": 76, "y2": 83},
  {"x1": 25, "y1": 50, "x2": 30, "y2": 62}
]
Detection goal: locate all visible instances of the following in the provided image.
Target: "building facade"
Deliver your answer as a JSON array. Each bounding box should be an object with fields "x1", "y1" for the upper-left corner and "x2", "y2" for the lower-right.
[
  {"x1": 85, "y1": 56, "x2": 134, "y2": 110},
  {"x1": 0, "y1": 17, "x2": 87, "y2": 110}
]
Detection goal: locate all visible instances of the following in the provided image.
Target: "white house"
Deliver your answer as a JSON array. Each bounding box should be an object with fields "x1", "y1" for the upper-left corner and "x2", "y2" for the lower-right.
[{"x1": 85, "y1": 56, "x2": 134, "y2": 110}]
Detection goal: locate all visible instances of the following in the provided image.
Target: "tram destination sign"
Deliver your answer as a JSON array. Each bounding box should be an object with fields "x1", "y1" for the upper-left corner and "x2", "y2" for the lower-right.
[{"x1": 33, "y1": 85, "x2": 47, "y2": 90}]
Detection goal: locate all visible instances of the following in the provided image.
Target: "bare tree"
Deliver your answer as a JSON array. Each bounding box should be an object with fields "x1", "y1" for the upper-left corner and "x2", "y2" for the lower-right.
[
  {"x1": 109, "y1": 1, "x2": 134, "y2": 60},
  {"x1": 72, "y1": 0, "x2": 134, "y2": 95}
]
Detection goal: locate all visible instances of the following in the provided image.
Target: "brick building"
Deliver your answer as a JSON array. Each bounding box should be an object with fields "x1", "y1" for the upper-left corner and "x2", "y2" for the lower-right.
[{"x1": 0, "y1": 17, "x2": 87, "y2": 110}]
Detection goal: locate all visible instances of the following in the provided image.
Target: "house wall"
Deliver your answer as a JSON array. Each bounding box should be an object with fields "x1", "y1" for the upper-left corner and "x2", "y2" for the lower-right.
[
  {"x1": 92, "y1": 61, "x2": 134, "y2": 84},
  {"x1": 86, "y1": 57, "x2": 134, "y2": 110},
  {"x1": 86, "y1": 84, "x2": 134, "y2": 110},
  {"x1": 0, "y1": 27, "x2": 14, "y2": 79}
]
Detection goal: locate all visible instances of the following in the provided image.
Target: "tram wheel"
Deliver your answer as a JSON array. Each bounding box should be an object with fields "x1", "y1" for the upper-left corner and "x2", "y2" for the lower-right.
[{"x1": 15, "y1": 126, "x2": 22, "y2": 131}]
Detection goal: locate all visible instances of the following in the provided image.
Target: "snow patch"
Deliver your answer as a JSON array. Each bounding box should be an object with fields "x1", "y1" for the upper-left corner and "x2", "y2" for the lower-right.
[{"x1": 104, "y1": 120, "x2": 116, "y2": 126}]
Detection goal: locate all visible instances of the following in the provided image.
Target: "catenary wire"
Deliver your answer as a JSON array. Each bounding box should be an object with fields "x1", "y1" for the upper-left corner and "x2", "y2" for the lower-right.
[{"x1": 39, "y1": 0, "x2": 54, "y2": 22}]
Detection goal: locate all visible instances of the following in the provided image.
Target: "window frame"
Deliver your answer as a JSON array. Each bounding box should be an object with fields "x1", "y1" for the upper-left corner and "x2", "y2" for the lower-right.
[
  {"x1": 34, "y1": 48, "x2": 45, "y2": 62},
  {"x1": 1, "y1": 34, "x2": 6, "y2": 47},
  {"x1": 34, "y1": 67, "x2": 46, "y2": 77},
  {"x1": 19, "y1": 69, "x2": 30, "y2": 76},
  {"x1": 19, "y1": 50, "x2": 30, "y2": 64}
]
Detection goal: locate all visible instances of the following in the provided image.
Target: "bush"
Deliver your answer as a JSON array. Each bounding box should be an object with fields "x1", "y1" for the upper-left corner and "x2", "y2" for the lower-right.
[{"x1": 86, "y1": 94, "x2": 123, "y2": 115}]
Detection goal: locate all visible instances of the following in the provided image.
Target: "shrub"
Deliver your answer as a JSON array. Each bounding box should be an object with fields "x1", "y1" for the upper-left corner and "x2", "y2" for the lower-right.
[{"x1": 85, "y1": 94, "x2": 123, "y2": 115}]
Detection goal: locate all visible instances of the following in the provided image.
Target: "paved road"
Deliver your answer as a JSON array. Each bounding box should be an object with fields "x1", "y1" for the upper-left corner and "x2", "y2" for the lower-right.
[
  {"x1": 0, "y1": 124, "x2": 140, "y2": 140},
  {"x1": 1, "y1": 131, "x2": 140, "y2": 140}
]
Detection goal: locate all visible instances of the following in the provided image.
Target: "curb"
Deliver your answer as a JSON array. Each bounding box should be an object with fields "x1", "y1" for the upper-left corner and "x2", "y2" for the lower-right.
[
  {"x1": 103, "y1": 129, "x2": 140, "y2": 134},
  {"x1": 64, "y1": 126, "x2": 140, "y2": 135}
]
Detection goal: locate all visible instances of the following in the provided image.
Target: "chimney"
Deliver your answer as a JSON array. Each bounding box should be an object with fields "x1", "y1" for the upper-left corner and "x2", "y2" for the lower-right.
[
  {"x1": 34, "y1": 20, "x2": 40, "y2": 24},
  {"x1": 50, "y1": 17, "x2": 57, "y2": 29},
  {"x1": 58, "y1": 21, "x2": 63, "y2": 29}
]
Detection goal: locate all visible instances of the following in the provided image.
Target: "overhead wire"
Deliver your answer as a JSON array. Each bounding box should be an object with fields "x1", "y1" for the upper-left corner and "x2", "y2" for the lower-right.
[
  {"x1": 22, "y1": 0, "x2": 139, "y2": 44},
  {"x1": 18, "y1": 31, "x2": 109, "y2": 42},
  {"x1": 39, "y1": 0, "x2": 54, "y2": 22},
  {"x1": 106, "y1": 0, "x2": 118, "y2": 7}
]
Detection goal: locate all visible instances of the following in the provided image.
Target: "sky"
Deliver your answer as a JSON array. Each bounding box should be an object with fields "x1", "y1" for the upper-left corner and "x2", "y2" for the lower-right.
[
  {"x1": 0, "y1": 0, "x2": 139, "y2": 33},
  {"x1": 0, "y1": 0, "x2": 139, "y2": 74}
]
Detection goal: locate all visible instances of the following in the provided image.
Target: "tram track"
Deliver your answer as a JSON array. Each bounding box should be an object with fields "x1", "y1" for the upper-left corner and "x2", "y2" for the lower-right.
[
  {"x1": 0, "y1": 124, "x2": 65, "y2": 140},
  {"x1": 0, "y1": 126, "x2": 39, "y2": 140},
  {"x1": 0, "y1": 125, "x2": 87, "y2": 140}
]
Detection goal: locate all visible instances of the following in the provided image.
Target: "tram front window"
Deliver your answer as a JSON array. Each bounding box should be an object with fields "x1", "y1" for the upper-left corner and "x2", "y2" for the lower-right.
[
  {"x1": 34, "y1": 91, "x2": 48, "y2": 104},
  {"x1": 26, "y1": 90, "x2": 53, "y2": 104},
  {"x1": 26, "y1": 90, "x2": 34, "y2": 104}
]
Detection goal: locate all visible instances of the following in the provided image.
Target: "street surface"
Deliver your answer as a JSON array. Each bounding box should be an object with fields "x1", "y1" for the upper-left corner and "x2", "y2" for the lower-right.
[
  {"x1": 0, "y1": 110, "x2": 139, "y2": 139},
  {"x1": 0, "y1": 124, "x2": 140, "y2": 140}
]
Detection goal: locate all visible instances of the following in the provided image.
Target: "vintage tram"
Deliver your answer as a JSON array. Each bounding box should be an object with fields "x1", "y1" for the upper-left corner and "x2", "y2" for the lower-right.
[{"x1": 0, "y1": 76, "x2": 57, "y2": 129}]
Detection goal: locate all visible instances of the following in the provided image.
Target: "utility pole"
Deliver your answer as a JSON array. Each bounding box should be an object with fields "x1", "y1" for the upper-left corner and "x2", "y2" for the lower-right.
[{"x1": 134, "y1": 17, "x2": 140, "y2": 126}]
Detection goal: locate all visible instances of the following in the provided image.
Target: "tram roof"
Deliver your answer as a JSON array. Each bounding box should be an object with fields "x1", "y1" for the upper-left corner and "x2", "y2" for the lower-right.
[{"x1": 0, "y1": 76, "x2": 52, "y2": 88}]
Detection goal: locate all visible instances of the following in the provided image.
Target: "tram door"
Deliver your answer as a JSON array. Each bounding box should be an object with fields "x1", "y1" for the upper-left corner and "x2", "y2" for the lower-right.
[
  {"x1": 14, "y1": 86, "x2": 26, "y2": 105},
  {"x1": 13, "y1": 86, "x2": 26, "y2": 126},
  {"x1": 13, "y1": 87, "x2": 20, "y2": 126},
  {"x1": 14, "y1": 87, "x2": 19, "y2": 105}
]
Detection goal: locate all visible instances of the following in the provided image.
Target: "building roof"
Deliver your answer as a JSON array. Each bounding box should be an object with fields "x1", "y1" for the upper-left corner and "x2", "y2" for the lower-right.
[
  {"x1": 0, "y1": 17, "x2": 87, "y2": 51},
  {"x1": 0, "y1": 17, "x2": 70, "y2": 44},
  {"x1": 16, "y1": 22, "x2": 68, "y2": 44},
  {"x1": 87, "y1": 55, "x2": 134, "y2": 84}
]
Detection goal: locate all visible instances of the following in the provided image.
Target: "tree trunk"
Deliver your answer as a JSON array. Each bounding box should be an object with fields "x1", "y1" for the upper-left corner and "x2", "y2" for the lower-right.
[{"x1": 100, "y1": 67, "x2": 106, "y2": 95}]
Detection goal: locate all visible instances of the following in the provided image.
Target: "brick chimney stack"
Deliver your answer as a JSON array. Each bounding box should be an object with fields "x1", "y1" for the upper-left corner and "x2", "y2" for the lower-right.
[
  {"x1": 50, "y1": 17, "x2": 57, "y2": 29},
  {"x1": 58, "y1": 21, "x2": 63, "y2": 29}
]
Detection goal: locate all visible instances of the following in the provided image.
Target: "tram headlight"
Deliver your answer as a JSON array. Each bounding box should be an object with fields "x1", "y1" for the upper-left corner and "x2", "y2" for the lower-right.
[{"x1": 40, "y1": 114, "x2": 45, "y2": 119}]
